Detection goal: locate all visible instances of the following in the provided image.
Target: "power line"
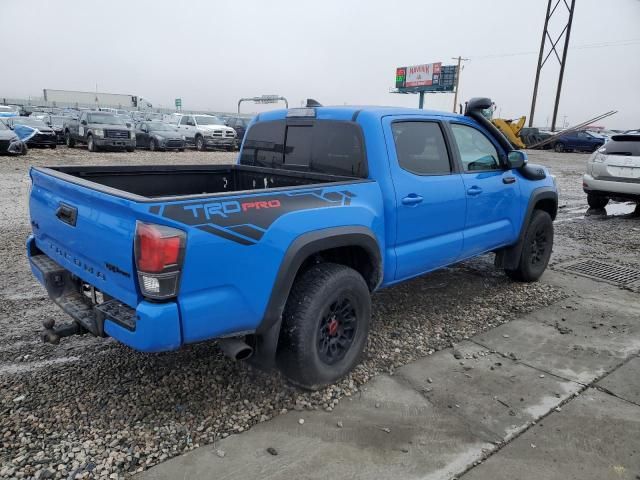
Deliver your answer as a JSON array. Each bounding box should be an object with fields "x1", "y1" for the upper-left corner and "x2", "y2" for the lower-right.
[{"x1": 468, "y1": 38, "x2": 640, "y2": 60}]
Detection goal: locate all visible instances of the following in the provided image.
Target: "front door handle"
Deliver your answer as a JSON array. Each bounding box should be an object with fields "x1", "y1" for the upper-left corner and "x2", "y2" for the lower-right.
[
  {"x1": 466, "y1": 186, "x2": 483, "y2": 196},
  {"x1": 402, "y1": 194, "x2": 423, "y2": 206},
  {"x1": 503, "y1": 176, "x2": 516, "y2": 184}
]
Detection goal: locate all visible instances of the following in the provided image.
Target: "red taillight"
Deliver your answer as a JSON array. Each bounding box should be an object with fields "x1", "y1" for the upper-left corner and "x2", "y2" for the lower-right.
[
  {"x1": 136, "y1": 223, "x2": 182, "y2": 273},
  {"x1": 135, "y1": 222, "x2": 185, "y2": 299}
]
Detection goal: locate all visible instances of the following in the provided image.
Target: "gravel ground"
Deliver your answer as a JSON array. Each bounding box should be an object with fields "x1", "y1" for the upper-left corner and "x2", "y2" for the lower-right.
[{"x1": 1, "y1": 146, "x2": 637, "y2": 479}]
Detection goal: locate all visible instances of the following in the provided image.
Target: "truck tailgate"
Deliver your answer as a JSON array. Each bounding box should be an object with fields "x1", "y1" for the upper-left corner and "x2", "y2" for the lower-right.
[{"x1": 29, "y1": 168, "x2": 139, "y2": 307}]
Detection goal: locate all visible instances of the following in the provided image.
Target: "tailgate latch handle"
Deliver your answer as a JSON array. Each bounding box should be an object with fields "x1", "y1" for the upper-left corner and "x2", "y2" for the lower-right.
[{"x1": 55, "y1": 203, "x2": 78, "y2": 227}]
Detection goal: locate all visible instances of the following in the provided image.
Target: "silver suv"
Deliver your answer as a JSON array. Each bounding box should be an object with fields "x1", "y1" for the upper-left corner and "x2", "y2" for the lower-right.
[
  {"x1": 175, "y1": 114, "x2": 236, "y2": 151},
  {"x1": 583, "y1": 133, "x2": 640, "y2": 208}
]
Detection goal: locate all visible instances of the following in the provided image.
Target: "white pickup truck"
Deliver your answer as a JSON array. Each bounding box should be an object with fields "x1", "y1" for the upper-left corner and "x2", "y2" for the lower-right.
[{"x1": 173, "y1": 114, "x2": 236, "y2": 151}]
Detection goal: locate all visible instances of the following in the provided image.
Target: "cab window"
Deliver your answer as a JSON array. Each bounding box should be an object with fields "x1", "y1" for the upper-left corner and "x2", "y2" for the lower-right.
[
  {"x1": 391, "y1": 121, "x2": 451, "y2": 175},
  {"x1": 450, "y1": 123, "x2": 501, "y2": 171}
]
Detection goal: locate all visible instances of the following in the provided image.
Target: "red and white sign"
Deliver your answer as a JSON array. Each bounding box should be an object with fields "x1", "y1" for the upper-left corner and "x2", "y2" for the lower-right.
[{"x1": 405, "y1": 63, "x2": 442, "y2": 88}]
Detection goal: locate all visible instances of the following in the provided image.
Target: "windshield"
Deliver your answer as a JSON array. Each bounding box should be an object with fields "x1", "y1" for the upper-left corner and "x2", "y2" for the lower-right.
[
  {"x1": 194, "y1": 115, "x2": 223, "y2": 126},
  {"x1": 50, "y1": 116, "x2": 66, "y2": 126},
  {"x1": 15, "y1": 117, "x2": 47, "y2": 128},
  {"x1": 147, "y1": 123, "x2": 175, "y2": 131},
  {"x1": 88, "y1": 113, "x2": 126, "y2": 125}
]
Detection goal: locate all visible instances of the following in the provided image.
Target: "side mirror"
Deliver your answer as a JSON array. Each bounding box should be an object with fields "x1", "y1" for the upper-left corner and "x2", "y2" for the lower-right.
[{"x1": 507, "y1": 150, "x2": 527, "y2": 169}]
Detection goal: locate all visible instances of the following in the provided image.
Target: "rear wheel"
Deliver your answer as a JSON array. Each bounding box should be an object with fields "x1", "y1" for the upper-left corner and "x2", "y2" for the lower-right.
[
  {"x1": 587, "y1": 194, "x2": 609, "y2": 209},
  {"x1": 554, "y1": 142, "x2": 565, "y2": 153},
  {"x1": 149, "y1": 138, "x2": 157, "y2": 151},
  {"x1": 277, "y1": 263, "x2": 371, "y2": 390},
  {"x1": 50, "y1": 144, "x2": 57, "y2": 149},
  {"x1": 505, "y1": 210, "x2": 554, "y2": 282},
  {"x1": 65, "y1": 132, "x2": 75, "y2": 148}
]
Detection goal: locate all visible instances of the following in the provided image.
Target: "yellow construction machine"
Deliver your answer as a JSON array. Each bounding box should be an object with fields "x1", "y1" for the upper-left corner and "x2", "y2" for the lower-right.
[{"x1": 492, "y1": 116, "x2": 527, "y2": 149}]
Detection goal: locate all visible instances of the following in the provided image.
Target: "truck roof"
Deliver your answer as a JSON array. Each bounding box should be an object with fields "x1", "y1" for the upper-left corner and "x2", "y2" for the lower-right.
[{"x1": 256, "y1": 105, "x2": 465, "y2": 123}]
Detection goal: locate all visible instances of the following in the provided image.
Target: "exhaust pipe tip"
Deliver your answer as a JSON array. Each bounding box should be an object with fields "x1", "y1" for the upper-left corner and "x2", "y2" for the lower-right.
[{"x1": 218, "y1": 338, "x2": 253, "y2": 361}]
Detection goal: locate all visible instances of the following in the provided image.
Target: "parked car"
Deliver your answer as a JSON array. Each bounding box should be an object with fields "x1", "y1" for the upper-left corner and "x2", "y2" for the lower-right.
[
  {"x1": 224, "y1": 116, "x2": 254, "y2": 148},
  {"x1": 0, "y1": 120, "x2": 27, "y2": 155},
  {"x1": 175, "y1": 114, "x2": 236, "y2": 151},
  {"x1": 64, "y1": 111, "x2": 136, "y2": 152},
  {"x1": 0, "y1": 105, "x2": 20, "y2": 118},
  {"x1": 3, "y1": 116, "x2": 57, "y2": 148},
  {"x1": 26, "y1": 98, "x2": 558, "y2": 389},
  {"x1": 40, "y1": 114, "x2": 68, "y2": 144},
  {"x1": 583, "y1": 133, "x2": 640, "y2": 209},
  {"x1": 553, "y1": 130, "x2": 605, "y2": 153},
  {"x1": 135, "y1": 122, "x2": 185, "y2": 151}
]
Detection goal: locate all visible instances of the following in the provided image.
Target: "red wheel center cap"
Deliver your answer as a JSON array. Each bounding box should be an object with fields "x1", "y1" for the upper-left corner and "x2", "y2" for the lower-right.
[{"x1": 327, "y1": 317, "x2": 339, "y2": 336}]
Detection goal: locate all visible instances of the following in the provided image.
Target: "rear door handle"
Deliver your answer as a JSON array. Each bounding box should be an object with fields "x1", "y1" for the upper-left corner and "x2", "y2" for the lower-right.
[
  {"x1": 466, "y1": 186, "x2": 483, "y2": 196},
  {"x1": 503, "y1": 176, "x2": 516, "y2": 184},
  {"x1": 402, "y1": 194, "x2": 423, "y2": 206}
]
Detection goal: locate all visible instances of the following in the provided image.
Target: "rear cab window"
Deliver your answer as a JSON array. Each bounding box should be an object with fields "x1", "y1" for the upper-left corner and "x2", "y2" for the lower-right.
[
  {"x1": 240, "y1": 119, "x2": 367, "y2": 177},
  {"x1": 391, "y1": 121, "x2": 451, "y2": 175}
]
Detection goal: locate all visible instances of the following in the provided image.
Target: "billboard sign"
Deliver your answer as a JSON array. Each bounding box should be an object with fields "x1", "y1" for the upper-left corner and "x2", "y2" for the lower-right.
[
  {"x1": 395, "y1": 63, "x2": 457, "y2": 93},
  {"x1": 405, "y1": 63, "x2": 441, "y2": 88}
]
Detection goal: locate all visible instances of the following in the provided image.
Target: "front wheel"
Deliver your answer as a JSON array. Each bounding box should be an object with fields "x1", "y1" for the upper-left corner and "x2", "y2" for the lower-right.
[
  {"x1": 149, "y1": 138, "x2": 157, "y2": 151},
  {"x1": 277, "y1": 263, "x2": 371, "y2": 390},
  {"x1": 65, "y1": 132, "x2": 75, "y2": 148},
  {"x1": 87, "y1": 135, "x2": 97, "y2": 152},
  {"x1": 195, "y1": 135, "x2": 205, "y2": 151},
  {"x1": 587, "y1": 194, "x2": 609, "y2": 209},
  {"x1": 505, "y1": 210, "x2": 554, "y2": 282},
  {"x1": 50, "y1": 144, "x2": 57, "y2": 149}
]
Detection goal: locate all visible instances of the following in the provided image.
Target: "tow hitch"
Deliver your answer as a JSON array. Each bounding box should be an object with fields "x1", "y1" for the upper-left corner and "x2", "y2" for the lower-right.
[{"x1": 41, "y1": 319, "x2": 88, "y2": 345}]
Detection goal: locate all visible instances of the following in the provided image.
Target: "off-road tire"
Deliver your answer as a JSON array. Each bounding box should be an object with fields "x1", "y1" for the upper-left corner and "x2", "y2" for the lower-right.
[
  {"x1": 505, "y1": 210, "x2": 554, "y2": 282},
  {"x1": 195, "y1": 135, "x2": 205, "y2": 151},
  {"x1": 587, "y1": 194, "x2": 609, "y2": 209},
  {"x1": 65, "y1": 132, "x2": 75, "y2": 148},
  {"x1": 277, "y1": 263, "x2": 371, "y2": 390}
]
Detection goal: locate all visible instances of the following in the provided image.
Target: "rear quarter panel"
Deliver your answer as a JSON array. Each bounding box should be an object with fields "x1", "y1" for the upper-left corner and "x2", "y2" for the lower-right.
[{"x1": 147, "y1": 182, "x2": 385, "y2": 344}]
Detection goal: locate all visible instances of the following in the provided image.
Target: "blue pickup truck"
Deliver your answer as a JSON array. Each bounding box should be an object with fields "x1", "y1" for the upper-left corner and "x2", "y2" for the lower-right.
[{"x1": 27, "y1": 98, "x2": 557, "y2": 389}]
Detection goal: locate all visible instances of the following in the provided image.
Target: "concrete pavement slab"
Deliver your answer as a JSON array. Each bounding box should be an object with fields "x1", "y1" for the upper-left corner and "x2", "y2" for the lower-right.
[
  {"x1": 138, "y1": 373, "x2": 495, "y2": 480},
  {"x1": 597, "y1": 356, "x2": 640, "y2": 406},
  {"x1": 396, "y1": 341, "x2": 581, "y2": 442},
  {"x1": 471, "y1": 293, "x2": 640, "y2": 384},
  {"x1": 461, "y1": 388, "x2": 640, "y2": 480}
]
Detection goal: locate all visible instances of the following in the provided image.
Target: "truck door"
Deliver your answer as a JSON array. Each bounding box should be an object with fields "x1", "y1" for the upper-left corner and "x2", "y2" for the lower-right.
[
  {"x1": 449, "y1": 122, "x2": 521, "y2": 257},
  {"x1": 384, "y1": 118, "x2": 466, "y2": 280}
]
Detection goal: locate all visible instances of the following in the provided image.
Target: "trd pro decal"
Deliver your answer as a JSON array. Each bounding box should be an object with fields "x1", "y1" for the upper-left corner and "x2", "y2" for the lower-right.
[{"x1": 155, "y1": 189, "x2": 354, "y2": 245}]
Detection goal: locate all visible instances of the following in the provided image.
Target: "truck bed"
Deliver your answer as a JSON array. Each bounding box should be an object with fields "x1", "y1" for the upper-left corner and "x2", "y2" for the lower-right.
[{"x1": 40, "y1": 164, "x2": 359, "y2": 201}]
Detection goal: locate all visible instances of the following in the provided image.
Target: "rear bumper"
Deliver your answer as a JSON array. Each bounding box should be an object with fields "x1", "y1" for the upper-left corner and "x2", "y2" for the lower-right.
[
  {"x1": 583, "y1": 174, "x2": 640, "y2": 198},
  {"x1": 26, "y1": 235, "x2": 181, "y2": 352}
]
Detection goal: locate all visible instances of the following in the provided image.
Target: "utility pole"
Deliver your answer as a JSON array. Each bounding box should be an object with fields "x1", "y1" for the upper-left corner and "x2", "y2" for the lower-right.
[
  {"x1": 452, "y1": 56, "x2": 468, "y2": 113},
  {"x1": 529, "y1": 0, "x2": 576, "y2": 129}
]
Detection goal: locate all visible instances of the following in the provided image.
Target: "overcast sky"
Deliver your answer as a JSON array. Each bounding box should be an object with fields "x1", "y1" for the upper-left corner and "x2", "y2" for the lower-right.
[{"x1": 1, "y1": 0, "x2": 639, "y2": 129}]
